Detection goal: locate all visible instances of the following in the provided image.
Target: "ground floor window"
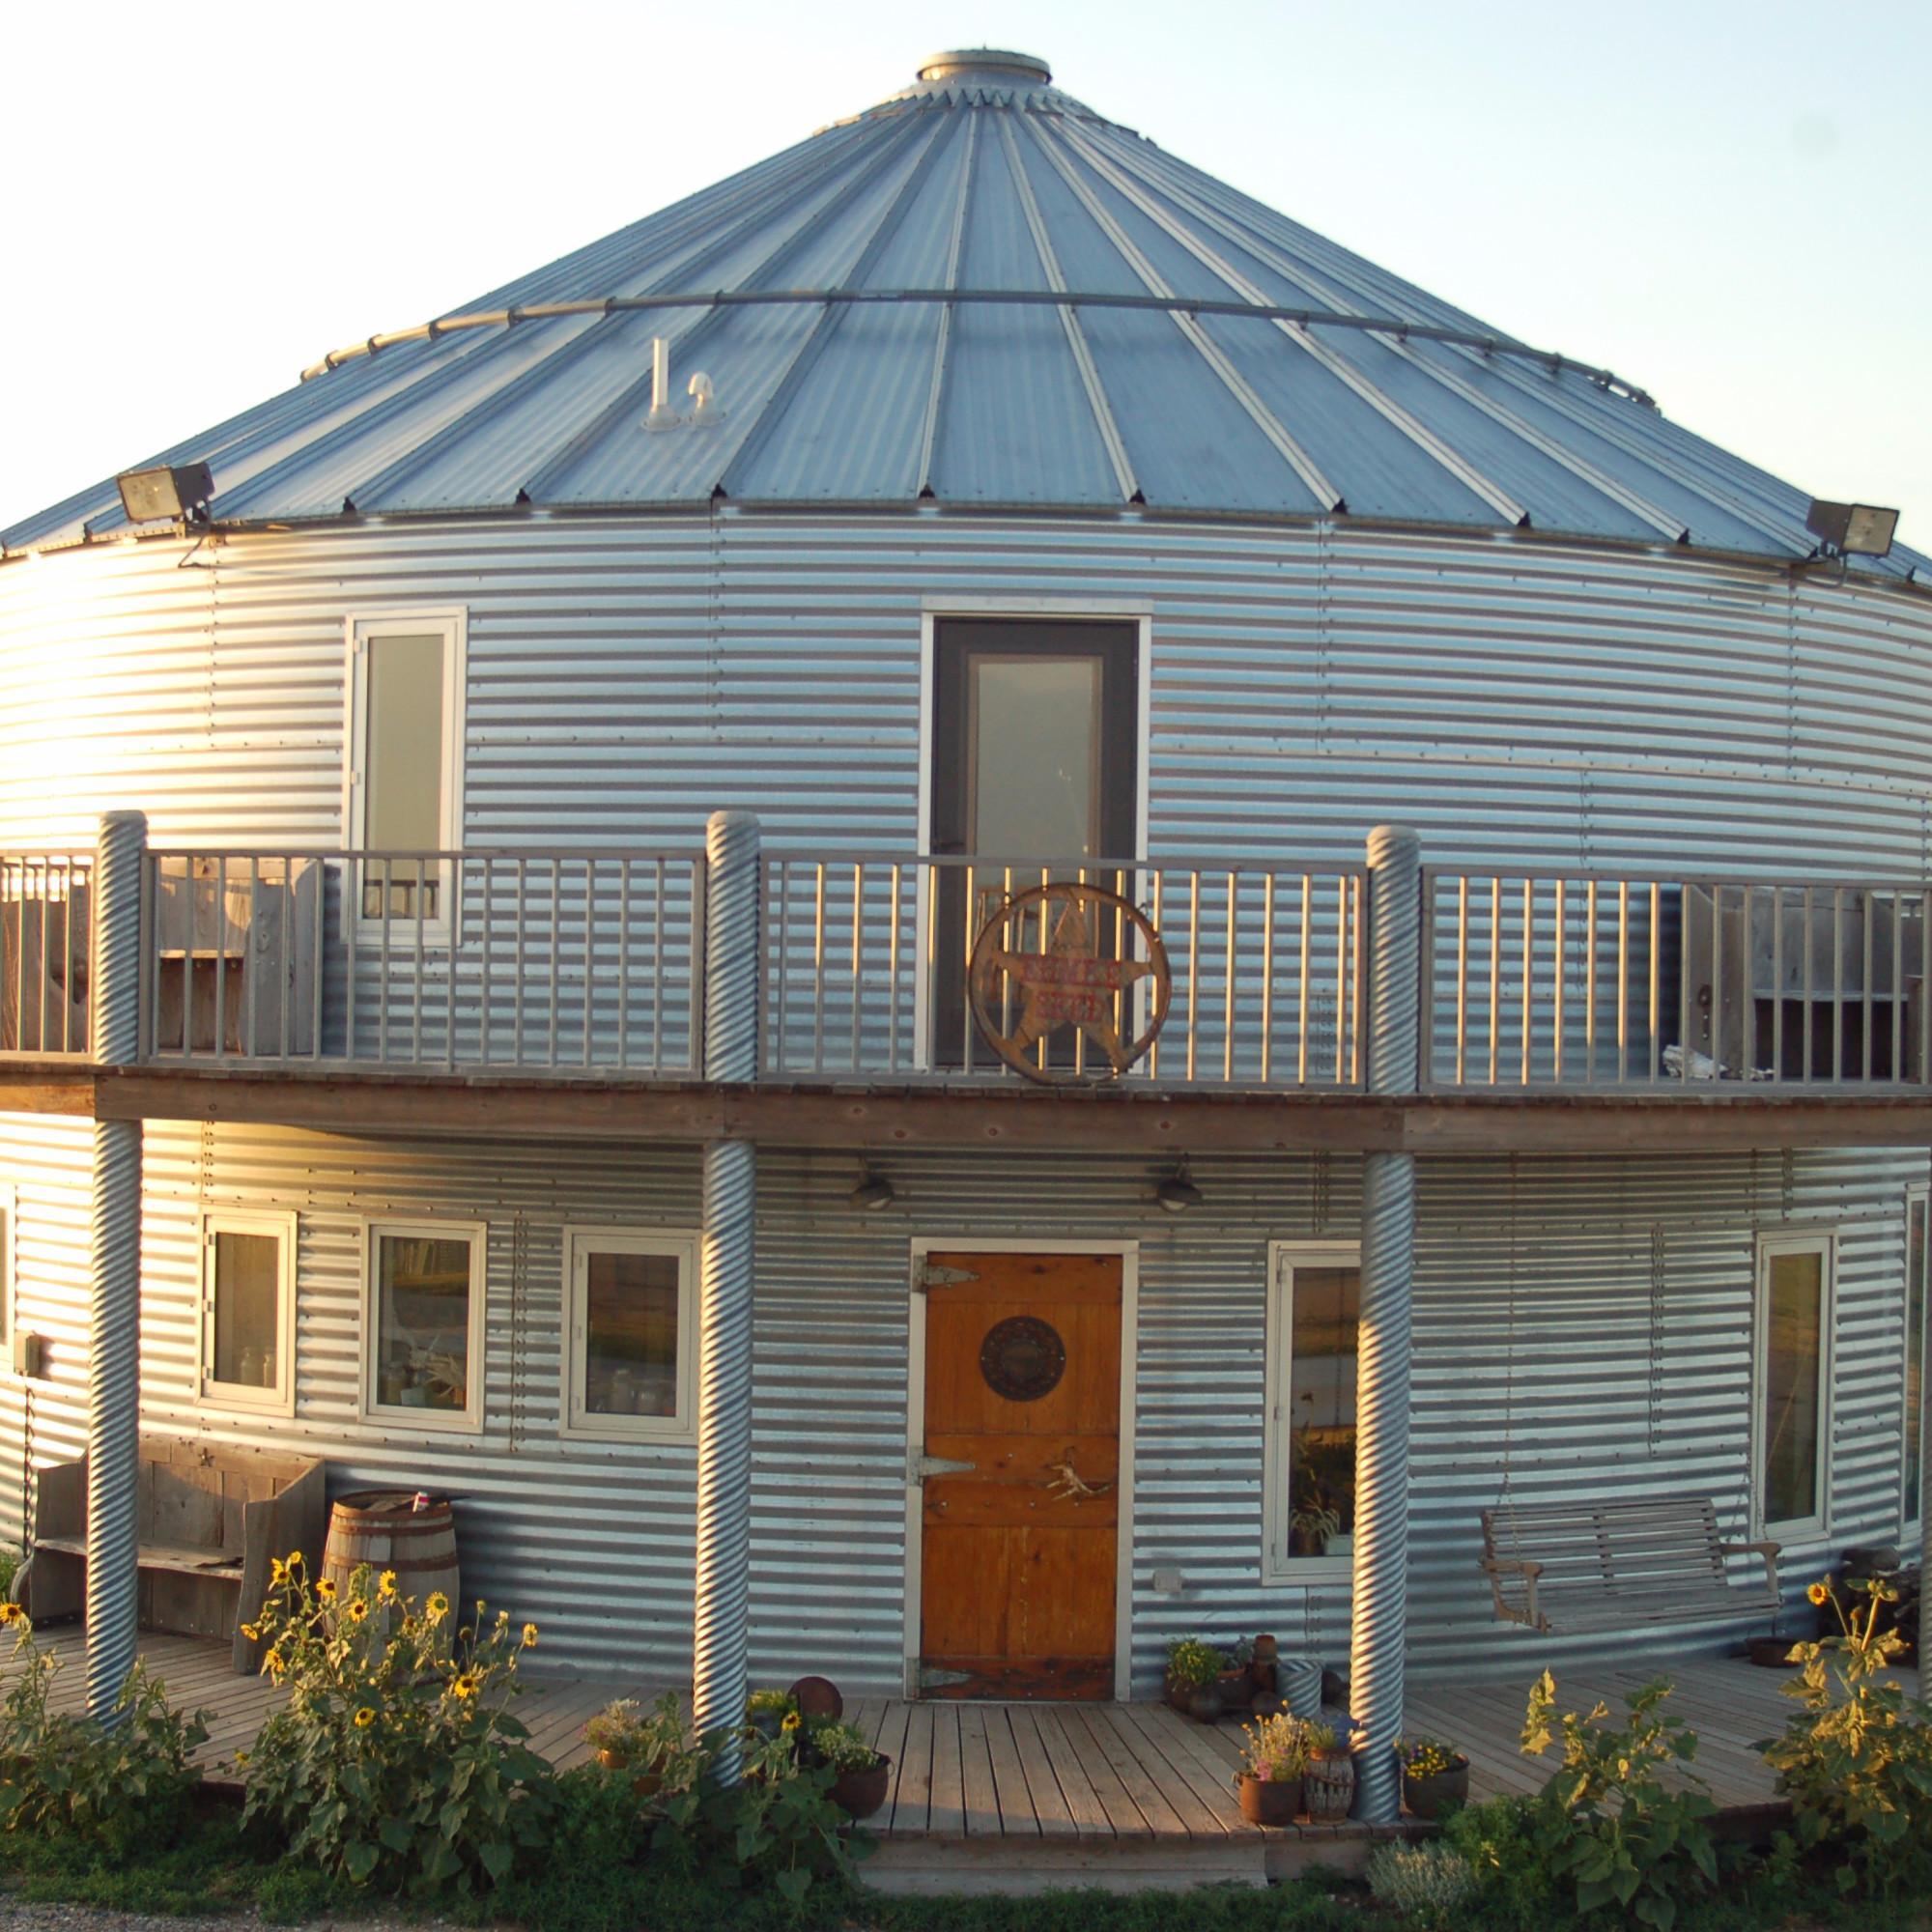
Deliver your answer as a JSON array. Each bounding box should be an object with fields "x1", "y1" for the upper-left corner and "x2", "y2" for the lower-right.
[
  {"x1": 559, "y1": 1228, "x2": 696, "y2": 1443},
  {"x1": 1906, "y1": 1187, "x2": 1928, "y2": 1535},
  {"x1": 362, "y1": 1219, "x2": 487, "y2": 1429},
  {"x1": 200, "y1": 1210, "x2": 297, "y2": 1412},
  {"x1": 1264, "y1": 1241, "x2": 1360, "y2": 1580},
  {"x1": 0, "y1": 1182, "x2": 13, "y2": 1356},
  {"x1": 1754, "y1": 1232, "x2": 1834, "y2": 1541}
]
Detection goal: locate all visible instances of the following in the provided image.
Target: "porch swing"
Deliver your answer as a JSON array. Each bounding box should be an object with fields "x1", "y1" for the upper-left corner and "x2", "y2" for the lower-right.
[{"x1": 1475, "y1": 1157, "x2": 1783, "y2": 1635}]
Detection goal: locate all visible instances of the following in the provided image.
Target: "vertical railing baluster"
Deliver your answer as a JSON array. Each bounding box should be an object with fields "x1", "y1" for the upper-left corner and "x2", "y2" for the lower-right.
[
  {"x1": 1488, "y1": 878, "x2": 1502, "y2": 1086},
  {"x1": 1335, "y1": 872, "x2": 1351, "y2": 1087},
  {"x1": 412, "y1": 858, "x2": 427, "y2": 1065},
  {"x1": 513, "y1": 858, "x2": 526, "y2": 1067},
  {"x1": 1455, "y1": 876, "x2": 1469, "y2": 1087},
  {"x1": 379, "y1": 857, "x2": 393, "y2": 1065},
  {"x1": 445, "y1": 857, "x2": 460, "y2": 1072},
  {"x1": 1224, "y1": 869, "x2": 1239, "y2": 1084},
  {"x1": 888, "y1": 863, "x2": 903, "y2": 1073},
  {"x1": 1861, "y1": 892, "x2": 1874, "y2": 1083},
  {"x1": 1771, "y1": 885, "x2": 1783, "y2": 1083},
  {"x1": 1616, "y1": 880, "x2": 1629, "y2": 1086},
  {"x1": 617, "y1": 858, "x2": 631, "y2": 1070},
  {"x1": 773, "y1": 859, "x2": 789, "y2": 1074},
  {"x1": 1186, "y1": 869, "x2": 1201, "y2": 1083},
  {"x1": 1261, "y1": 872, "x2": 1276, "y2": 1085},
  {"x1": 813, "y1": 863, "x2": 828, "y2": 1076},
  {"x1": 1803, "y1": 884, "x2": 1814, "y2": 1082},
  {"x1": 547, "y1": 857, "x2": 560, "y2": 1069},
  {"x1": 1520, "y1": 877, "x2": 1534, "y2": 1087},
  {"x1": 851, "y1": 862, "x2": 866, "y2": 1074},
  {"x1": 212, "y1": 855, "x2": 229, "y2": 1063},
  {"x1": 584, "y1": 857, "x2": 597, "y2": 1069},
  {"x1": 1711, "y1": 884, "x2": 1725, "y2": 1083},
  {"x1": 1584, "y1": 879, "x2": 1597, "y2": 1083},
  {"x1": 1893, "y1": 895, "x2": 1905, "y2": 1082},
  {"x1": 1552, "y1": 878, "x2": 1566, "y2": 1085},
  {"x1": 344, "y1": 858, "x2": 359, "y2": 1062},
  {"x1": 1149, "y1": 870, "x2": 1166, "y2": 1080}
]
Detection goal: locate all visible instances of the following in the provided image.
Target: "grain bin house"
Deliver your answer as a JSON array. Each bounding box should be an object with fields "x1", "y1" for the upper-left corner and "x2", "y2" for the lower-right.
[{"x1": 2, "y1": 46, "x2": 1928, "y2": 1827}]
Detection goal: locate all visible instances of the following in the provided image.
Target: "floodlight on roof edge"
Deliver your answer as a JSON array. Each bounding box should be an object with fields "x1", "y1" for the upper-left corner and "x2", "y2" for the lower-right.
[
  {"x1": 1804, "y1": 499, "x2": 1900, "y2": 561},
  {"x1": 115, "y1": 463, "x2": 213, "y2": 527}
]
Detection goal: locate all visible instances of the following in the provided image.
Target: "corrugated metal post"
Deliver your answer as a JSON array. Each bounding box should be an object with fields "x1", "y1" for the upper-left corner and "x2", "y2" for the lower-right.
[
  {"x1": 1350, "y1": 823, "x2": 1420, "y2": 1823},
  {"x1": 86, "y1": 810, "x2": 146, "y2": 1723},
  {"x1": 693, "y1": 810, "x2": 759, "y2": 1784}
]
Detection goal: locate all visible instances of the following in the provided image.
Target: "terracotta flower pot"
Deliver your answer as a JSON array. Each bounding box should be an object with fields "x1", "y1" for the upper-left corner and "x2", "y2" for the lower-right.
[
  {"x1": 1403, "y1": 1758, "x2": 1469, "y2": 1819},
  {"x1": 594, "y1": 1746, "x2": 629, "y2": 1772},
  {"x1": 1186, "y1": 1684, "x2": 1224, "y2": 1723},
  {"x1": 832, "y1": 1754, "x2": 892, "y2": 1820},
  {"x1": 1216, "y1": 1666, "x2": 1254, "y2": 1715},
  {"x1": 1303, "y1": 1750, "x2": 1355, "y2": 1822},
  {"x1": 1236, "y1": 1772, "x2": 1303, "y2": 1826}
]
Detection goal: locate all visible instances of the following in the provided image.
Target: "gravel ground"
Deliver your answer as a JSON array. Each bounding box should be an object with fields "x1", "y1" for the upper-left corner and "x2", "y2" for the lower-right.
[{"x1": 0, "y1": 1908, "x2": 484, "y2": 1931}]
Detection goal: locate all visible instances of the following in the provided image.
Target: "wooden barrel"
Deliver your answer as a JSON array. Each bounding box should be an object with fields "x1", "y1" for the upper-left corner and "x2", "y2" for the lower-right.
[{"x1": 323, "y1": 1490, "x2": 461, "y2": 1616}]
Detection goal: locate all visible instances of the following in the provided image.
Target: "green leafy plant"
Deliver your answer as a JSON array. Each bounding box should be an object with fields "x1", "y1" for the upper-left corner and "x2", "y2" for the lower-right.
[
  {"x1": 1165, "y1": 1635, "x2": 1226, "y2": 1690},
  {"x1": 0, "y1": 1605, "x2": 210, "y2": 1860},
  {"x1": 1758, "y1": 1574, "x2": 1932, "y2": 1897},
  {"x1": 1365, "y1": 1839, "x2": 1477, "y2": 1924},
  {"x1": 745, "y1": 1686, "x2": 796, "y2": 1719},
  {"x1": 239, "y1": 1554, "x2": 554, "y2": 1896},
  {"x1": 1520, "y1": 1669, "x2": 1717, "y2": 1930},
  {"x1": 1236, "y1": 1708, "x2": 1316, "y2": 1782},
  {"x1": 804, "y1": 1718, "x2": 882, "y2": 1773},
  {"x1": 696, "y1": 1723, "x2": 868, "y2": 1908}
]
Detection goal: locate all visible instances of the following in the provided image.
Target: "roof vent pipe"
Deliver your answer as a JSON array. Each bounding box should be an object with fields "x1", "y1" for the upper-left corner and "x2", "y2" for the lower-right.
[{"x1": 646, "y1": 336, "x2": 682, "y2": 432}]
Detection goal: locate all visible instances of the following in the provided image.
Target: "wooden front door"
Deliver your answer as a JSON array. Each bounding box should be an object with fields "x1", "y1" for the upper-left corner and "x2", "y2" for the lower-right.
[{"x1": 918, "y1": 1251, "x2": 1122, "y2": 1699}]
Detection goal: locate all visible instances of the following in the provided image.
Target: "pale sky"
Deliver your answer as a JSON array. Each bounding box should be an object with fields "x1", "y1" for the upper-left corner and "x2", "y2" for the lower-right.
[{"x1": 3, "y1": 0, "x2": 1926, "y2": 549}]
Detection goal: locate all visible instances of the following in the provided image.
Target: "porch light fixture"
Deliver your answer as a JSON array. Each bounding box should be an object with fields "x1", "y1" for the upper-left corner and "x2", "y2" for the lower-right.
[
  {"x1": 1804, "y1": 499, "x2": 1899, "y2": 560},
  {"x1": 850, "y1": 1170, "x2": 896, "y2": 1212},
  {"x1": 1157, "y1": 1158, "x2": 1204, "y2": 1213},
  {"x1": 116, "y1": 462, "x2": 214, "y2": 526}
]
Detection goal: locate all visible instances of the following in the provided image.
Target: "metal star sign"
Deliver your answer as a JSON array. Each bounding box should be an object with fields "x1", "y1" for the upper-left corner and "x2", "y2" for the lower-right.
[{"x1": 968, "y1": 881, "x2": 1172, "y2": 1084}]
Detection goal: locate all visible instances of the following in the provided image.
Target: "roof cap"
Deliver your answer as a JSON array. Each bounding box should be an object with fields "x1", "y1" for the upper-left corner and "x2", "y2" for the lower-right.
[{"x1": 915, "y1": 48, "x2": 1051, "y2": 85}]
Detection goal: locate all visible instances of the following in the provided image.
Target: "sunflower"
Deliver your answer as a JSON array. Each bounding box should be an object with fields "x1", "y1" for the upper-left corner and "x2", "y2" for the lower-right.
[
  {"x1": 263, "y1": 1648, "x2": 285, "y2": 1679},
  {"x1": 378, "y1": 1571, "x2": 398, "y2": 1601},
  {"x1": 239, "y1": 1622, "x2": 260, "y2": 1642},
  {"x1": 0, "y1": 1603, "x2": 23, "y2": 1626},
  {"x1": 426, "y1": 1592, "x2": 450, "y2": 1621},
  {"x1": 1807, "y1": 1581, "x2": 1831, "y2": 1606},
  {"x1": 522, "y1": 1624, "x2": 538, "y2": 1650},
  {"x1": 316, "y1": 1577, "x2": 338, "y2": 1604},
  {"x1": 287, "y1": 1550, "x2": 303, "y2": 1570},
  {"x1": 354, "y1": 1707, "x2": 376, "y2": 1729},
  {"x1": 451, "y1": 1671, "x2": 480, "y2": 1701},
  {"x1": 781, "y1": 1710, "x2": 802, "y2": 1733},
  {"x1": 345, "y1": 1599, "x2": 370, "y2": 1624},
  {"x1": 270, "y1": 1558, "x2": 287, "y2": 1586}
]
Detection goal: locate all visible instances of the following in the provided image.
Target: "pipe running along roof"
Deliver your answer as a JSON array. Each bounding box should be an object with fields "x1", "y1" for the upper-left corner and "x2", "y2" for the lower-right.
[{"x1": 4, "y1": 49, "x2": 1922, "y2": 582}]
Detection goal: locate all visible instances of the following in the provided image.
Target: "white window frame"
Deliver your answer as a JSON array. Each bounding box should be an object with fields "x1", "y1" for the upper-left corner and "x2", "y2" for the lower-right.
[
  {"x1": 342, "y1": 609, "x2": 468, "y2": 945},
  {"x1": 198, "y1": 1209, "x2": 298, "y2": 1415},
  {"x1": 360, "y1": 1217, "x2": 488, "y2": 1433},
  {"x1": 1753, "y1": 1230, "x2": 1836, "y2": 1544},
  {"x1": 1904, "y1": 1184, "x2": 1929, "y2": 1540},
  {"x1": 0, "y1": 1181, "x2": 14, "y2": 1361},
  {"x1": 558, "y1": 1226, "x2": 698, "y2": 1445},
  {"x1": 1263, "y1": 1239, "x2": 1362, "y2": 1586}
]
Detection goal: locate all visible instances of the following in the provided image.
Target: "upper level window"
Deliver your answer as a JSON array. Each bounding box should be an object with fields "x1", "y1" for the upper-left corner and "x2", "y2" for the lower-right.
[
  {"x1": 200, "y1": 1210, "x2": 297, "y2": 1414},
  {"x1": 1263, "y1": 1242, "x2": 1360, "y2": 1581},
  {"x1": 362, "y1": 1219, "x2": 487, "y2": 1431},
  {"x1": 1755, "y1": 1233, "x2": 1834, "y2": 1541},
  {"x1": 344, "y1": 612, "x2": 467, "y2": 931},
  {"x1": 559, "y1": 1228, "x2": 697, "y2": 1443}
]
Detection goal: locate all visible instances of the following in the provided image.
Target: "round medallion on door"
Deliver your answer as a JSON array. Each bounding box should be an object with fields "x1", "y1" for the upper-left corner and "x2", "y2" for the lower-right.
[{"x1": 979, "y1": 1316, "x2": 1066, "y2": 1402}]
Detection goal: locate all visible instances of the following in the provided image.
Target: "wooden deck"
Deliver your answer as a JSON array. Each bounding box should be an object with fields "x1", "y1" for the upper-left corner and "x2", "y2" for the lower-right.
[{"x1": 5, "y1": 1627, "x2": 1909, "y2": 1893}]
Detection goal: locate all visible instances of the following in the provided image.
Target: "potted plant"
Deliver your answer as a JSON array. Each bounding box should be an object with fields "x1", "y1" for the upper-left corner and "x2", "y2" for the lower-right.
[
  {"x1": 1289, "y1": 1499, "x2": 1342, "y2": 1558},
  {"x1": 1302, "y1": 1719, "x2": 1355, "y2": 1821},
  {"x1": 808, "y1": 1718, "x2": 893, "y2": 1819},
  {"x1": 1217, "y1": 1635, "x2": 1257, "y2": 1715},
  {"x1": 1233, "y1": 1709, "x2": 1311, "y2": 1825},
  {"x1": 1164, "y1": 1636, "x2": 1227, "y2": 1721},
  {"x1": 1399, "y1": 1734, "x2": 1470, "y2": 1819},
  {"x1": 582, "y1": 1691, "x2": 690, "y2": 1798},
  {"x1": 745, "y1": 1686, "x2": 796, "y2": 1739}
]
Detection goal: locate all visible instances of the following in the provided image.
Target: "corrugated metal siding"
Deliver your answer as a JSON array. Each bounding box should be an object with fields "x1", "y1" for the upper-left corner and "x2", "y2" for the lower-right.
[{"x1": 1, "y1": 1117, "x2": 1921, "y2": 1690}]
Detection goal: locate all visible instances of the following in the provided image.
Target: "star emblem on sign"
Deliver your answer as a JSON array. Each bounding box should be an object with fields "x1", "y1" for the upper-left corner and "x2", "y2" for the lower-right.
[{"x1": 980, "y1": 890, "x2": 1156, "y2": 1075}]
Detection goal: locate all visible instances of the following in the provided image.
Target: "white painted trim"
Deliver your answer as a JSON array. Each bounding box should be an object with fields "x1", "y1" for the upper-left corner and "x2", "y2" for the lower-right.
[
  {"x1": 1752, "y1": 1229, "x2": 1837, "y2": 1544},
  {"x1": 903, "y1": 1236, "x2": 1140, "y2": 1702},
  {"x1": 1904, "y1": 1183, "x2": 1928, "y2": 1540},
  {"x1": 913, "y1": 609, "x2": 1153, "y2": 1072},
  {"x1": 557, "y1": 1225, "x2": 699, "y2": 1445},
  {"x1": 0, "y1": 1181, "x2": 14, "y2": 1358},
  {"x1": 197, "y1": 1209, "x2": 298, "y2": 1416},
  {"x1": 1262, "y1": 1239, "x2": 1362, "y2": 1587},
  {"x1": 342, "y1": 608, "x2": 469, "y2": 947},
  {"x1": 359, "y1": 1215, "x2": 490, "y2": 1433}
]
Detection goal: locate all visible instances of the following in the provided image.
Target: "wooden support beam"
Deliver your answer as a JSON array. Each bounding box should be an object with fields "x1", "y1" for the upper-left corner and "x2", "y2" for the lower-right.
[{"x1": 0, "y1": 1065, "x2": 1918, "y2": 1153}]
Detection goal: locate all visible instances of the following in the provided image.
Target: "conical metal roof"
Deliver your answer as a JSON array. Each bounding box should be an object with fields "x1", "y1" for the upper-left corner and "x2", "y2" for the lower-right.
[{"x1": 5, "y1": 49, "x2": 1921, "y2": 582}]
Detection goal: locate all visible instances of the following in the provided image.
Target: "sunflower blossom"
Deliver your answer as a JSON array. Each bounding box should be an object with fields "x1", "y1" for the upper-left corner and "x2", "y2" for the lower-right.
[{"x1": 1806, "y1": 1581, "x2": 1831, "y2": 1606}]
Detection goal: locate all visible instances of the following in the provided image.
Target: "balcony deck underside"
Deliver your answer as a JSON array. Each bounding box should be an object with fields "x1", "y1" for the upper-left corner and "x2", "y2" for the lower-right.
[{"x1": 7, "y1": 1063, "x2": 1932, "y2": 1152}]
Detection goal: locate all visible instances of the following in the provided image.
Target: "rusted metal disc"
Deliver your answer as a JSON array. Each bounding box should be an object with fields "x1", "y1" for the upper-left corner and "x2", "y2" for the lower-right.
[{"x1": 967, "y1": 879, "x2": 1171, "y2": 1085}]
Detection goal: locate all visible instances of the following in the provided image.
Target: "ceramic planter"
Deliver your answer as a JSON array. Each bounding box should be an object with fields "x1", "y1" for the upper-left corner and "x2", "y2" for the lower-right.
[
  {"x1": 1236, "y1": 1772, "x2": 1303, "y2": 1825},
  {"x1": 1186, "y1": 1683, "x2": 1224, "y2": 1723},
  {"x1": 1403, "y1": 1758, "x2": 1470, "y2": 1819},
  {"x1": 832, "y1": 1754, "x2": 892, "y2": 1819},
  {"x1": 1216, "y1": 1666, "x2": 1254, "y2": 1714},
  {"x1": 1303, "y1": 1751, "x2": 1355, "y2": 1822}
]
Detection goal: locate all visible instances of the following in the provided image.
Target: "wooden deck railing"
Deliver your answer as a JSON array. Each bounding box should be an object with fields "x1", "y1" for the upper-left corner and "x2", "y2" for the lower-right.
[
  {"x1": 761, "y1": 854, "x2": 1366, "y2": 1087},
  {"x1": 1423, "y1": 869, "x2": 1932, "y2": 1090},
  {"x1": 141, "y1": 850, "x2": 704, "y2": 1074},
  {"x1": 1, "y1": 852, "x2": 92, "y2": 1058}
]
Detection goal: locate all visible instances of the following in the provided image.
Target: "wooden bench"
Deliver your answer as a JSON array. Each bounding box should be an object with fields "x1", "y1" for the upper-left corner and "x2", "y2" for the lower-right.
[
  {"x1": 1478, "y1": 1495, "x2": 1780, "y2": 1635},
  {"x1": 16, "y1": 1436, "x2": 326, "y2": 1674}
]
